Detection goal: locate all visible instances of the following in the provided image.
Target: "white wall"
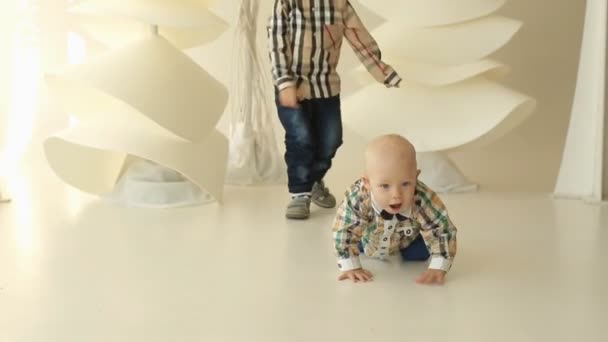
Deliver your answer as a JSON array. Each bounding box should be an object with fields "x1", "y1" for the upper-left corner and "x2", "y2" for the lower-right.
[
  {"x1": 447, "y1": 0, "x2": 586, "y2": 192},
  {"x1": 604, "y1": 15, "x2": 608, "y2": 200},
  {"x1": 604, "y1": 95, "x2": 608, "y2": 199}
]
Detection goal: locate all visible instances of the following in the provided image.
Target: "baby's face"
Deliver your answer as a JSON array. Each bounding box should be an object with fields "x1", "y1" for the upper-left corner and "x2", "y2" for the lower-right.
[{"x1": 364, "y1": 160, "x2": 418, "y2": 214}]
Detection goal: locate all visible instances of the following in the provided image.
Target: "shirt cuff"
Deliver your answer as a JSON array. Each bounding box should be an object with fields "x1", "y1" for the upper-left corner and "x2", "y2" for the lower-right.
[
  {"x1": 337, "y1": 256, "x2": 362, "y2": 272},
  {"x1": 383, "y1": 71, "x2": 402, "y2": 88},
  {"x1": 276, "y1": 76, "x2": 295, "y2": 91},
  {"x1": 429, "y1": 257, "x2": 452, "y2": 272}
]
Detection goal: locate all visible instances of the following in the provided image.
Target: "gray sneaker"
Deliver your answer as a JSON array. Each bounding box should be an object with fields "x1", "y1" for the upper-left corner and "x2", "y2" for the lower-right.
[
  {"x1": 311, "y1": 180, "x2": 336, "y2": 208},
  {"x1": 286, "y1": 196, "x2": 311, "y2": 219}
]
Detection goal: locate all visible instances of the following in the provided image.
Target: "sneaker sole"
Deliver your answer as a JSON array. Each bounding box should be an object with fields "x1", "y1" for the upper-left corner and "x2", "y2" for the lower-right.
[
  {"x1": 312, "y1": 198, "x2": 336, "y2": 209},
  {"x1": 286, "y1": 212, "x2": 310, "y2": 219}
]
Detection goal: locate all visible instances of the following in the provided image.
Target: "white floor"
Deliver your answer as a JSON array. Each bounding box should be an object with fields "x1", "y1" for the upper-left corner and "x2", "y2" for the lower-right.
[{"x1": 1, "y1": 157, "x2": 608, "y2": 341}]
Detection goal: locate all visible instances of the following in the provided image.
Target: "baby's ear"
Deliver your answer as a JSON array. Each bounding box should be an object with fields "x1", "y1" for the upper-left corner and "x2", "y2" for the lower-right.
[
  {"x1": 416, "y1": 169, "x2": 422, "y2": 178},
  {"x1": 362, "y1": 176, "x2": 370, "y2": 187}
]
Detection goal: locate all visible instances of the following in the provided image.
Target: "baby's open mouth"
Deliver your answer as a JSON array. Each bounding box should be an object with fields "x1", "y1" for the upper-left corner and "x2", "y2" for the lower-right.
[{"x1": 389, "y1": 203, "x2": 402, "y2": 210}]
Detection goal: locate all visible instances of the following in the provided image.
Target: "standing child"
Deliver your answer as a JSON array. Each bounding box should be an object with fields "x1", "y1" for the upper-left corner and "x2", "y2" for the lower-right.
[{"x1": 268, "y1": 0, "x2": 402, "y2": 219}]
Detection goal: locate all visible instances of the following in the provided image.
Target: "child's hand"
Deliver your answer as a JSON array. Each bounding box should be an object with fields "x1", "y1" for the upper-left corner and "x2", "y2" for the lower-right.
[
  {"x1": 338, "y1": 268, "x2": 373, "y2": 283},
  {"x1": 416, "y1": 269, "x2": 446, "y2": 285},
  {"x1": 279, "y1": 86, "x2": 299, "y2": 108}
]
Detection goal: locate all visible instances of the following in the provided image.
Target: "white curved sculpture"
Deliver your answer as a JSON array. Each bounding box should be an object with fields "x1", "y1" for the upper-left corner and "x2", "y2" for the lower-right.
[
  {"x1": 67, "y1": 0, "x2": 227, "y2": 49},
  {"x1": 345, "y1": 0, "x2": 536, "y2": 152},
  {"x1": 376, "y1": 16, "x2": 521, "y2": 66},
  {"x1": 354, "y1": 59, "x2": 508, "y2": 87},
  {"x1": 344, "y1": 78, "x2": 534, "y2": 152},
  {"x1": 361, "y1": 0, "x2": 506, "y2": 27},
  {"x1": 554, "y1": 0, "x2": 607, "y2": 202},
  {"x1": 344, "y1": 0, "x2": 536, "y2": 192},
  {"x1": 44, "y1": 0, "x2": 230, "y2": 204},
  {"x1": 46, "y1": 36, "x2": 227, "y2": 142},
  {"x1": 44, "y1": 124, "x2": 227, "y2": 199},
  {"x1": 69, "y1": 0, "x2": 219, "y2": 24}
]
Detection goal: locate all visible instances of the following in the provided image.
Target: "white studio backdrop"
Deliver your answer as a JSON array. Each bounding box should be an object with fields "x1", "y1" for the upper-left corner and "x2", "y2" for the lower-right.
[{"x1": 554, "y1": 0, "x2": 607, "y2": 203}]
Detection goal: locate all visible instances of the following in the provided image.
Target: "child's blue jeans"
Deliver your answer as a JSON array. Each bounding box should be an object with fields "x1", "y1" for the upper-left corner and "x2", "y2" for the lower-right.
[{"x1": 275, "y1": 95, "x2": 343, "y2": 194}]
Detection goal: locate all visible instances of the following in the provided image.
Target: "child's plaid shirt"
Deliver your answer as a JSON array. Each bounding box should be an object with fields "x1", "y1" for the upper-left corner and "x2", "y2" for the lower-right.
[
  {"x1": 267, "y1": 0, "x2": 401, "y2": 100},
  {"x1": 332, "y1": 178, "x2": 458, "y2": 272}
]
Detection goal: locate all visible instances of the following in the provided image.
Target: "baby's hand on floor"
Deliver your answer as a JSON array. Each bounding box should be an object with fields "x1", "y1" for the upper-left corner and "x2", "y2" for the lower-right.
[
  {"x1": 416, "y1": 269, "x2": 446, "y2": 285},
  {"x1": 338, "y1": 268, "x2": 373, "y2": 283}
]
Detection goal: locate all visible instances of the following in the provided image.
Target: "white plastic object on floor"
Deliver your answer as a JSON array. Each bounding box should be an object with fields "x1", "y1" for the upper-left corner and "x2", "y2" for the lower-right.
[
  {"x1": 105, "y1": 159, "x2": 212, "y2": 208},
  {"x1": 417, "y1": 152, "x2": 478, "y2": 193}
]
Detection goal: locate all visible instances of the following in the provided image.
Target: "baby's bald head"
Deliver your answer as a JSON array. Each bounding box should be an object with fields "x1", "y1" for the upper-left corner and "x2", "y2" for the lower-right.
[
  {"x1": 363, "y1": 134, "x2": 419, "y2": 213},
  {"x1": 364, "y1": 134, "x2": 417, "y2": 176}
]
